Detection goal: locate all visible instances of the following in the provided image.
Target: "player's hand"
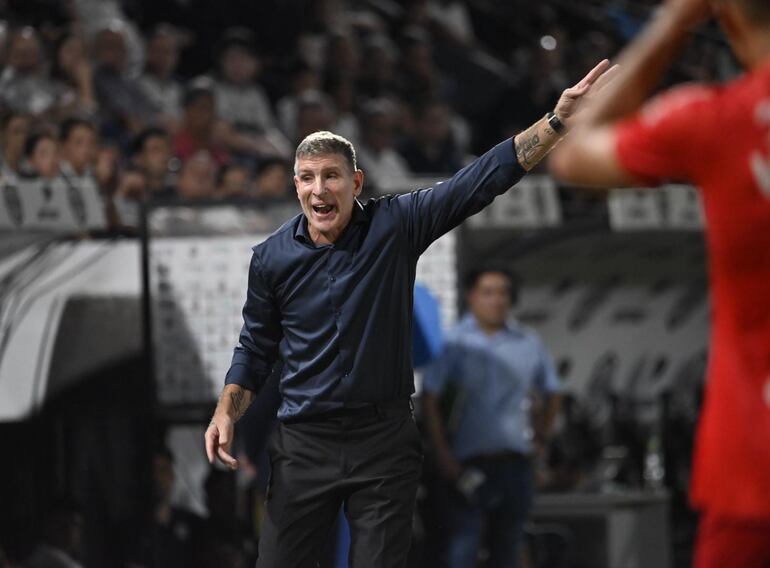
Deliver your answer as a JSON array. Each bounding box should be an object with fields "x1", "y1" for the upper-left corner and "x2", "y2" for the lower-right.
[
  {"x1": 205, "y1": 413, "x2": 238, "y2": 470},
  {"x1": 554, "y1": 59, "x2": 618, "y2": 127}
]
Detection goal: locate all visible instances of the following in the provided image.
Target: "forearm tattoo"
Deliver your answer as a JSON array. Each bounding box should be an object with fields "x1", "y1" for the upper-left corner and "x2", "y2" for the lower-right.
[
  {"x1": 230, "y1": 389, "x2": 247, "y2": 419},
  {"x1": 515, "y1": 132, "x2": 542, "y2": 169}
]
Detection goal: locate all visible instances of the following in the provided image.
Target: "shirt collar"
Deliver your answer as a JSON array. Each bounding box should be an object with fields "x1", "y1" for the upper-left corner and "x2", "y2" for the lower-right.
[
  {"x1": 461, "y1": 313, "x2": 523, "y2": 337},
  {"x1": 294, "y1": 199, "x2": 367, "y2": 245}
]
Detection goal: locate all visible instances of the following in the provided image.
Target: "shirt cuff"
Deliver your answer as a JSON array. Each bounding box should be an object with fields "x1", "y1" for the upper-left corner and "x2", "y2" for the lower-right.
[
  {"x1": 492, "y1": 137, "x2": 527, "y2": 179},
  {"x1": 224, "y1": 362, "x2": 264, "y2": 393}
]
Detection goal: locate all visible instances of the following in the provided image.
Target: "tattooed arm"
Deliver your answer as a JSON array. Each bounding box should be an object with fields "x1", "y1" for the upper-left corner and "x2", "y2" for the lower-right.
[
  {"x1": 205, "y1": 384, "x2": 257, "y2": 469},
  {"x1": 515, "y1": 59, "x2": 615, "y2": 171},
  {"x1": 514, "y1": 116, "x2": 561, "y2": 172}
]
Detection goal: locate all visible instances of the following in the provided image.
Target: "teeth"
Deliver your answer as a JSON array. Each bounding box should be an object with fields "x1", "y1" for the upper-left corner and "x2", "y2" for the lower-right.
[{"x1": 313, "y1": 205, "x2": 333, "y2": 214}]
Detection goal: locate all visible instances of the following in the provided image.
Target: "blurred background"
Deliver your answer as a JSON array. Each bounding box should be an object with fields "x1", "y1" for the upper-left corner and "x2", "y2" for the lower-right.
[{"x1": 0, "y1": 0, "x2": 735, "y2": 567}]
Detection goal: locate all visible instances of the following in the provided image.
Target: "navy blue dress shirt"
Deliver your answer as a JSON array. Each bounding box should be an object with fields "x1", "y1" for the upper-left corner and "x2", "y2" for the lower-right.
[{"x1": 224, "y1": 138, "x2": 526, "y2": 420}]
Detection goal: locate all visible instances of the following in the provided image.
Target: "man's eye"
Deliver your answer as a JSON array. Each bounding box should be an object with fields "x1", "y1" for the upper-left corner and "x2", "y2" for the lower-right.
[{"x1": 327, "y1": 173, "x2": 337, "y2": 179}]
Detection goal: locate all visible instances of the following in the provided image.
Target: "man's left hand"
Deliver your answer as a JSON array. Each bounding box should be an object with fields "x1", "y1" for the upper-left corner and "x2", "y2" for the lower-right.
[{"x1": 554, "y1": 59, "x2": 619, "y2": 127}]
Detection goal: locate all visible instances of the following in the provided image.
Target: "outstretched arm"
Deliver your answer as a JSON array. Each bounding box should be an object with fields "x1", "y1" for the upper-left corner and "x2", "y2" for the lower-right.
[{"x1": 549, "y1": 0, "x2": 710, "y2": 186}]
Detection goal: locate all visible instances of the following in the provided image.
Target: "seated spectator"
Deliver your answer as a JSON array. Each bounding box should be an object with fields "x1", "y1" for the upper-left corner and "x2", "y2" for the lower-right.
[
  {"x1": 356, "y1": 98, "x2": 412, "y2": 194},
  {"x1": 58, "y1": 117, "x2": 97, "y2": 180},
  {"x1": 356, "y1": 35, "x2": 398, "y2": 99},
  {"x1": 22, "y1": 132, "x2": 60, "y2": 180},
  {"x1": 252, "y1": 158, "x2": 292, "y2": 199},
  {"x1": 322, "y1": 31, "x2": 360, "y2": 82},
  {"x1": 324, "y1": 73, "x2": 359, "y2": 145},
  {"x1": 92, "y1": 21, "x2": 154, "y2": 146},
  {"x1": 0, "y1": 27, "x2": 71, "y2": 119},
  {"x1": 276, "y1": 62, "x2": 322, "y2": 141},
  {"x1": 213, "y1": 28, "x2": 291, "y2": 157},
  {"x1": 123, "y1": 445, "x2": 202, "y2": 568},
  {"x1": 397, "y1": 27, "x2": 448, "y2": 104},
  {"x1": 110, "y1": 165, "x2": 147, "y2": 229},
  {"x1": 173, "y1": 81, "x2": 231, "y2": 167},
  {"x1": 0, "y1": 111, "x2": 31, "y2": 177},
  {"x1": 26, "y1": 498, "x2": 85, "y2": 568},
  {"x1": 176, "y1": 150, "x2": 217, "y2": 200},
  {"x1": 130, "y1": 127, "x2": 177, "y2": 199},
  {"x1": 399, "y1": 99, "x2": 462, "y2": 174},
  {"x1": 138, "y1": 25, "x2": 185, "y2": 129},
  {"x1": 215, "y1": 163, "x2": 251, "y2": 198},
  {"x1": 193, "y1": 468, "x2": 254, "y2": 568},
  {"x1": 293, "y1": 90, "x2": 335, "y2": 145},
  {"x1": 50, "y1": 32, "x2": 97, "y2": 117}
]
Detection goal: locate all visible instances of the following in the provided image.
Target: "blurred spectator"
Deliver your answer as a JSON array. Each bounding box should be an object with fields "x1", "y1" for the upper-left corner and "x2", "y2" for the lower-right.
[
  {"x1": 138, "y1": 25, "x2": 184, "y2": 128},
  {"x1": 215, "y1": 163, "x2": 251, "y2": 198},
  {"x1": 252, "y1": 158, "x2": 292, "y2": 199},
  {"x1": 323, "y1": 31, "x2": 360, "y2": 83},
  {"x1": 176, "y1": 150, "x2": 216, "y2": 199},
  {"x1": 422, "y1": 267, "x2": 561, "y2": 568},
  {"x1": 26, "y1": 499, "x2": 85, "y2": 568},
  {"x1": 130, "y1": 127, "x2": 176, "y2": 199},
  {"x1": 276, "y1": 62, "x2": 322, "y2": 141},
  {"x1": 0, "y1": 111, "x2": 31, "y2": 177},
  {"x1": 50, "y1": 32, "x2": 97, "y2": 116},
  {"x1": 356, "y1": 98, "x2": 412, "y2": 194},
  {"x1": 93, "y1": 143, "x2": 120, "y2": 195},
  {"x1": 58, "y1": 117, "x2": 97, "y2": 179},
  {"x1": 397, "y1": 27, "x2": 445, "y2": 104},
  {"x1": 0, "y1": 27, "x2": 71, "y2": 119},
  {"x1": 123, "y1": 445, "x2": 202, "y2": 568},
  {"x1": 324, "y1": 73, "x2": 359, "y2": 145},
  {"x1": 399, "y1": 99, "x2": 462, "y2": 174},
  {"x1": 173, "y1": 81, "x2": 231, "y2": 167},
  {"x1": 426, "y1": 0, "x2": 476, "y2": 46},
  {"x1": 92, "y1": 22, "x2": 154, "y2": 145},
  {"x1": 213, "y1": 27, "x2": 291, "y2": 157},
  {"x1": 22, "y1": 131, "x2": 59, "y2": 180},
  {"x1": 356, "y1": 35, "x2": 398, "y2": 100},
  {"x1": 196, "y1": 468, "x2": 253, "y2": 558},
  {"x1": 293, "y1": 90, "x2": 335, "y2": 145},
  {"x1": 110, "y1": 165, "x2": 147, "y2": 229}
]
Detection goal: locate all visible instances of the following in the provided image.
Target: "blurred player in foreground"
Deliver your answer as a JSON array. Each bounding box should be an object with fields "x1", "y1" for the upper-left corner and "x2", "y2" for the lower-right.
[{"x1": 550, "y1": 0, "x2": 770, "y2": 565}]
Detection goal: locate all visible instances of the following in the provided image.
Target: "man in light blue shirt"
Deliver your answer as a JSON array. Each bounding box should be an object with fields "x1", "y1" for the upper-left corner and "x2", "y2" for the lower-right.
[{"x1": 423, "y1": 266, "x2": 561, "y2": 568}]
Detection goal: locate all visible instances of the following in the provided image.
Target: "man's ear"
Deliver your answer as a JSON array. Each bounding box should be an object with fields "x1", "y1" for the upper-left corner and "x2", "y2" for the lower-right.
[{"x1": 353, "y1": 169, "x2": 364, "y2": 197}]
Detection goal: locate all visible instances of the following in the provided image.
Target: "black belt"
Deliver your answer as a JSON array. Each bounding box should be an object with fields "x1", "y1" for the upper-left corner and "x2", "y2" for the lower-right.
[{"x1": 284, "y1": 398, "x2": 413, "y2": 424}]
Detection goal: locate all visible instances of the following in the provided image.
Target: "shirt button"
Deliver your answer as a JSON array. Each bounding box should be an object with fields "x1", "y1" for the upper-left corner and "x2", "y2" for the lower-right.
[{"x1": 329, "y1": 276, "x2": 336, "y2": 282}]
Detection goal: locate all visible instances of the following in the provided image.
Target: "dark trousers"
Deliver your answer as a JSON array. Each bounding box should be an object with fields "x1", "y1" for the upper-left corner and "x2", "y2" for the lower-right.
[
  {"x1": 448, "y1": 454, "x2": 533, "y2": 568},
  {"x1": 257, "y1": 401, "x2": 423, "y2": 568}
]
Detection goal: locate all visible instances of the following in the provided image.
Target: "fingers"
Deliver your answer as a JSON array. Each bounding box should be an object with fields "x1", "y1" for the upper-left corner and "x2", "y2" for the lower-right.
[
  {"x1": 204, "y1": 419, "x2": 238, "y2": 469},
  {"x1": 217, "y1": 446, "x2": 238, "y2": 470},
  {"x1": 576, "y1": 58, "x2": 611, "y2": 89},
  {"x1": 593, "y1": 64, "x2": 621, "y2": 92},
  {"x1": 205, "y1": 424, "x2": 218, "y2": 464}
]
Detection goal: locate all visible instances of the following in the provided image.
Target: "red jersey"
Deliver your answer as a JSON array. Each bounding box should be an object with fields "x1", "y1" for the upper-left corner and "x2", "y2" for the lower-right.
[{"x1": 616, "y1": 61, "x2": 770, "y2": 519}]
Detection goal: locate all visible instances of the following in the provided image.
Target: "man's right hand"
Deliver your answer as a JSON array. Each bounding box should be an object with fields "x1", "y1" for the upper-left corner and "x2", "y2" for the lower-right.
[
  {"x1": 205, "y1": 413, "x2": 238, "y2": 470},
  {"x1": 438, "y1": 452, "x2": 463, "y2": 482}
]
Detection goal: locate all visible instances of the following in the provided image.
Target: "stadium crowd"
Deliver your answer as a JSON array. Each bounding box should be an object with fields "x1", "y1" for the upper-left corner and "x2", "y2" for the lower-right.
[{"x1": 0, "y1": 0, "x2": 730, "y2": 231}]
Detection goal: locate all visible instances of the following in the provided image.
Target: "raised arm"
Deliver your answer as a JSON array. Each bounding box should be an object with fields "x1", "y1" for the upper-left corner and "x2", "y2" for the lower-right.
[
  {"x1": 515, "y1": 59, "x2": 613, "y2": 171},
  {"x1": 396, "y1": 60, "x2": 615, "y2": 255},
  {"x1": 549, "y1": 0, "x2": 710, "y2": 186}
]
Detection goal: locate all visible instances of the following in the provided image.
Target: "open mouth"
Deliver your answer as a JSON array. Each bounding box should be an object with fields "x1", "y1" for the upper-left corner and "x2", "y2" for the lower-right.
[{"x1": 312, "y1": 204, "x2": 335, "y2": 216}]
